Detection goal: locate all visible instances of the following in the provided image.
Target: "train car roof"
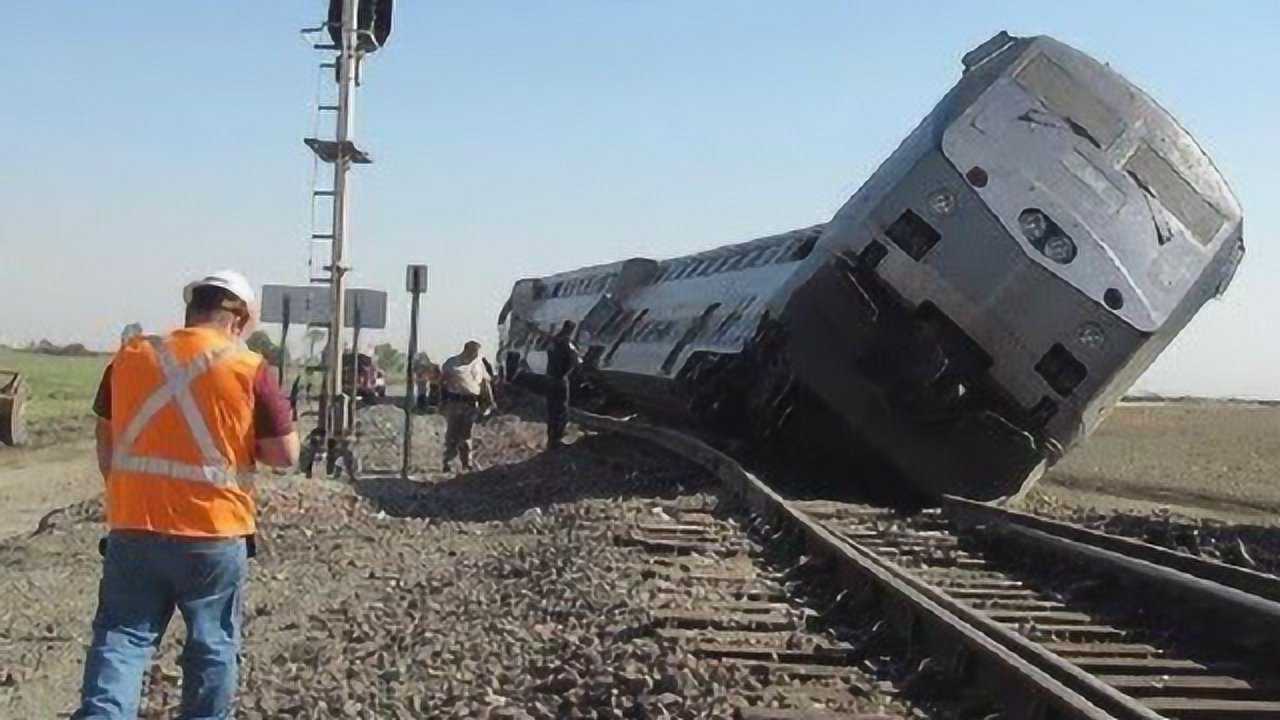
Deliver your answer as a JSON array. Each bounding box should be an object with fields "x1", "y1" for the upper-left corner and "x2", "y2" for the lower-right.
[{"x1": 657, "y1": 224, "x2": 826, "y2": 266}]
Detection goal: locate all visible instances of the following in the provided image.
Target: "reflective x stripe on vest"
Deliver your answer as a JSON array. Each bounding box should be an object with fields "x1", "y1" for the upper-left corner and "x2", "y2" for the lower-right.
[{"x1": 112, "y1": 337, "x2": 242, "y2": 487}]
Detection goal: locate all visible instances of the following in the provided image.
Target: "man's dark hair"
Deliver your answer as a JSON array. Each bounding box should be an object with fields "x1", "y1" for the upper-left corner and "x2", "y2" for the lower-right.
[
  {"x1": 558, "y1": 320, "x2": 576, "y2": 336},
  {"x1": 185, "y1": 285, "x2": 249, "y2": 326}
]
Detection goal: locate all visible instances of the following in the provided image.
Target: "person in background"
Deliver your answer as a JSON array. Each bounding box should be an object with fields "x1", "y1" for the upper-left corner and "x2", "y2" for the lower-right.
[
  {"x1": 413, "y1": 355, "x2": 439, "y2": 413},
  {"x1": 545, "y1": 320, "x2": 580, "y2": 449},
  {"x1": 73, "y1": 270, "x2": 299, "y2": 720},
  {"x1": 439, "y1": 340, "x2": 494, "y2": 472}
]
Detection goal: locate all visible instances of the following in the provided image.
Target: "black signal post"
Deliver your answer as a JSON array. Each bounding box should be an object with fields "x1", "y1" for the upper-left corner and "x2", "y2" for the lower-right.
[{"x1": 402, "y1": 264, "x2": 428, "y2": 478}]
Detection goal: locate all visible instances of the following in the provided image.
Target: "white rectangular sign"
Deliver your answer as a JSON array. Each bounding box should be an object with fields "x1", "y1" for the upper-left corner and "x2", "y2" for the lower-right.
[{"x1": 260, "y1": 285, "x2": 388, "y2": 329}]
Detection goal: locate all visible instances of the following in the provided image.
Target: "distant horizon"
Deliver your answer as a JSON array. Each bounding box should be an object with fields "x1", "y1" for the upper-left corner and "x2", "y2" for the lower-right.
[{"x1": 3, "y1": 338, "x2": 1276, "y2": 403}]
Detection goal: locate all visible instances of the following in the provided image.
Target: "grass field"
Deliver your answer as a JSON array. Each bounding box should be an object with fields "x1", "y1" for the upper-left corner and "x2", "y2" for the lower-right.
[{"x1": 0, "y1": 347, "x2": 108, "y2": 446}]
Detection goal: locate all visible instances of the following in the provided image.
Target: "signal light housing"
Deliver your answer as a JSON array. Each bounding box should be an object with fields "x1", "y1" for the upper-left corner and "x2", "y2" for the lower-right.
[{"x1": 328, "y1": 0, "x2": 394, "y2": 52}]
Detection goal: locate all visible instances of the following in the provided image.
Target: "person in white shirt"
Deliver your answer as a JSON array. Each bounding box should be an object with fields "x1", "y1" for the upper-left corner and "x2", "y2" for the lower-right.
[{"x1": 439, "y1": 341, "x2": 494, "y2": 472}]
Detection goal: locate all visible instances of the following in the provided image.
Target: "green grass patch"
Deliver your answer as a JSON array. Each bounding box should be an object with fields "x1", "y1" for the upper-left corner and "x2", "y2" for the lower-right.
[{"x1": 1, "y1": 348, "x2": 109, "y2": 444}]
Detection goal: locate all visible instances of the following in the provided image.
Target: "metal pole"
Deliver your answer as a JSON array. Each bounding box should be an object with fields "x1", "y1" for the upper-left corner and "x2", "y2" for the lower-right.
[
  {"x1": 402, "y1": 289, "x2": 421, "y2": 478},
  {"x1": 349, "y1": 303, "x2": 363, "y2": 415},
  {"x1": 323, "y1": 0, "x2": 359, "y2": 447},
  {"x1": 278, "y1": 298, "x2": 291, "y2": 388}
]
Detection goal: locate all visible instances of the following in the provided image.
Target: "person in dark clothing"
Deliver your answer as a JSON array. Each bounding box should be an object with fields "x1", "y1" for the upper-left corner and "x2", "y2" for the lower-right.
[{"x1": 545, "y1": 320, "x2": 580, "y2": 448}]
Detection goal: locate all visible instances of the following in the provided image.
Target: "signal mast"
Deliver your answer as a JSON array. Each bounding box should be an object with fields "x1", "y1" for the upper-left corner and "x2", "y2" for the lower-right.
[{"x1": 300, "y1": 0, "x2": 392, "y2": 475}]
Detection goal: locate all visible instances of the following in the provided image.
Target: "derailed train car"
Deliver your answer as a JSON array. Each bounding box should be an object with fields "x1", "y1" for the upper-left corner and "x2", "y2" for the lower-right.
[{"x1": 498, "y1": 32, "x2": 1244, "y2": 502}]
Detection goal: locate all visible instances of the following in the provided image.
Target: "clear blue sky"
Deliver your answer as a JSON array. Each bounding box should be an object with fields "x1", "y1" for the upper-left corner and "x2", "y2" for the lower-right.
[{"x1": 2, "y1": 1, "x2": 1276, "y2": 397}]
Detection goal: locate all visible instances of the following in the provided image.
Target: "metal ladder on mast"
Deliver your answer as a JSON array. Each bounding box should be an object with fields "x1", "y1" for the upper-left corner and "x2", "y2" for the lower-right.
[
  {"x1": 299, "y1": 3, "x2": 378, "y2": 478},
  {"x1": 302, "y1": 56, "x2": 370, "y2": 286}
]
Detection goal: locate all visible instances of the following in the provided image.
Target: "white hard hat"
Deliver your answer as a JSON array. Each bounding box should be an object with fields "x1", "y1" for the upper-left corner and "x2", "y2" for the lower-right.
[{"x1": 183, "y1": 270, "x2": 257, "y2": 308}]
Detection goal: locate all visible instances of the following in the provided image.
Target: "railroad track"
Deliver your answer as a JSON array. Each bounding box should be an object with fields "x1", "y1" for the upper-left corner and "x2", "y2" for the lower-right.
[{"x1": 578, "y1": 411, "x2": 1280, "y2": 720}]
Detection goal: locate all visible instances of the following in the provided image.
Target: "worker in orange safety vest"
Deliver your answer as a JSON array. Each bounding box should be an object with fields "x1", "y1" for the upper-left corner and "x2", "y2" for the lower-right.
[{"x1": 72, "y1": 270, "x2": 299, "y2": 720}]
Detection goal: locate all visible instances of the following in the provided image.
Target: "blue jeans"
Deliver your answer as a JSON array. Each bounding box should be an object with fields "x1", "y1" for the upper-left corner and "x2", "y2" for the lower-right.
[{"x1": 73, "y1": 532, "x2": 247, "y2": 720}]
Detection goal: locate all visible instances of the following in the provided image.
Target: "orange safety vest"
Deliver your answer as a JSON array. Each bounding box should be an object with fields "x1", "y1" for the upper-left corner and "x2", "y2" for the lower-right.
[{"x1": 106, "y1": 327, "x2": 263, "y2": 538}]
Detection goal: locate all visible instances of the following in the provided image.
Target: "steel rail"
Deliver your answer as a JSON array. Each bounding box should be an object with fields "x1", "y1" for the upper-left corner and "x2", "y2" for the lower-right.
[
  {"x1": 575, "y1": 410, "x2": 1165, "y2": 720},
  {"x1": 943, "y1": 496, "x2": 1280, "y2": 660},
  {"x1": 943, "y1": 496, "x2": 1280, "y2": 603}
]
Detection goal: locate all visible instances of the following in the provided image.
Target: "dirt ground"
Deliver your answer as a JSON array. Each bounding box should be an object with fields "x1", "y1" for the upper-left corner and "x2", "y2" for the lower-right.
[
  {"x1": 1, "y1": 413, "x2": 748, "y2": 718},
  {"x1": 1020, "y1": 401, "x2": 1280, "y2": 523},
  {"x1": 0, "y1": 398, "x2": 1276, "y2": 716},
  {"x1": 0, "y1": 441, "x2": 101, "y2": 540}
]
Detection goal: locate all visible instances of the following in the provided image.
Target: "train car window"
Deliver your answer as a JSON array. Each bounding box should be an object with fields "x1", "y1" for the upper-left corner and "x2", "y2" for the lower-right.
[
  {"x1": 885, "y1": 209, "x2": 942, "y2": 261},
  {"x1": 1015, "y1": 54, "x2": 1123, "y2": 150},
  {"x1": 790, "y1": 235, "x2": 818, "y2": 261},
  {"x1": 712, "y1": 311, "x2": 740, "y2": 341},
  {"x1": 772, "y1": 242, "x2": 795, "y2": 264},
  {"x1": 661, "y1": 303, "x2": 721, "y2": 374},
  {"x1": 1124, "y1": 144, "x2": 1224, "y2": 246}
]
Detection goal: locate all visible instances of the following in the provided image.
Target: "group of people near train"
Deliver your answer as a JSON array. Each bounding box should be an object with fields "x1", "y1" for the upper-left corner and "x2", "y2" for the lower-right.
[
  {"x1": 434, "y1": 319, "x2": 579, "y2": 471},
  {"x1": 70, "y1": 270, "x2": 582, "y2": 719}
]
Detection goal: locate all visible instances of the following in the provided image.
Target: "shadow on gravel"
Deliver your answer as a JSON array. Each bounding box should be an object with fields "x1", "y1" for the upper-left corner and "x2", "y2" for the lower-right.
[{"x1": 351, "y1": 432, "x2": 709, "y2": 524}]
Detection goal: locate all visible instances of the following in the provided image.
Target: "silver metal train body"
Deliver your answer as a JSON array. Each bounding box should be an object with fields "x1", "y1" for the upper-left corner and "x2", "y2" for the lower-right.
[{"x1": 498, "y1": 33, "x2": 1244, "y2": 501}]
